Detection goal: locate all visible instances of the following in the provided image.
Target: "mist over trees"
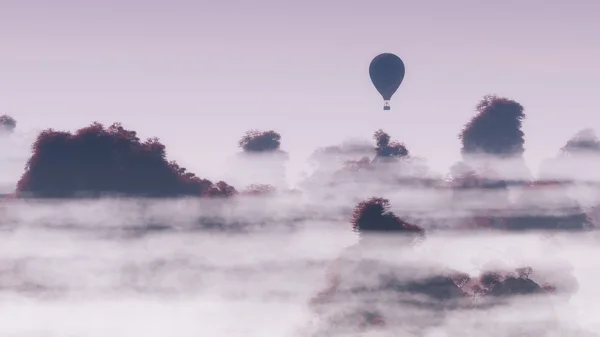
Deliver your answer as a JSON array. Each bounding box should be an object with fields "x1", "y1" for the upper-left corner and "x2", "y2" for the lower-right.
[
  {"x1": 537, "y1": 128, "x2": 600, "y2": 228},
  {"x1": 439, "y1": 95, "x2": 596, "y2": 233},
  {"x1": 222, "y1": 129, "x2": 289, "y2": 190},
  {"x1": 4, "y1": 94, "x2": 597, "y2": 235},
  {"x1": 0, "y1": 114, "x2": 16, "y2": 135},
  {"x1": 350, "y1": 197, "x2": 424, "y2": 236},
  {"x1": 539, "y1": 129, "x2": 600, "y2": 182},
  {"x1": 2, "y1": 93, "x2": 598, "y2": 335},
  {"x1": 309, "y1": 129, "x2": 436, "y2": 197},
  {"x1": 561, "y1": 128, "x2": 600, "y2": 156},
  {"x1": 457, "y1": 95, "x2": 532, "y2": 184},
  {"x1": 372, "y1": 129, "x2": 409, "y2": 161}
]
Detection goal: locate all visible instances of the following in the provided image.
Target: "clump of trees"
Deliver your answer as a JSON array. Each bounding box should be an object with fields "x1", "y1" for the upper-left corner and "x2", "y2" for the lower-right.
[
  {"x1": 446, "y1": 94, "x2": 597, "y2": 231},
  {"x1": 457, "y1": 94, "x2": 531, "y2": 186},
  {"x1": 540, "y1": 128, "x2": 600, "y2": 183},
  {"x1": 350, "y1": 197, "x2": 424, "y2": 237},
  {"x1": 310, "y1": 197, "x2": 557, "y2": 334},
  {"x1": 334, "y1": 130, "x2": 428, "y2": 179},
  {"x1": 529, "y1": 130, "x2": 600, "y2": 231},
  {"x1": 315, "y1": 129, "x2": 411, "y2": 176},
  {"x1": 227, "y1": 129, "x2": 289, "y2": 190},
  {"x1": 472, "y1": 266, "x2": 544, "y2": 297},
  {"x1": 239, "y1": 129, "x2": 284, "y2": 153},
  {"x1": 0, "y1": 114, "x2": 16, "y2": 135},
  {"x1": 16, "y1": 122, "x2": 236, "y2": 198},
  {"x1": 373, "y1": 129, "x2": 409, "y2": 159},
  {"x1": 552, "y1": 129, "x2": 600, "y2": 226},
  {"x1": 460, "y1": 95, "x2": 526, "y2": 158}
]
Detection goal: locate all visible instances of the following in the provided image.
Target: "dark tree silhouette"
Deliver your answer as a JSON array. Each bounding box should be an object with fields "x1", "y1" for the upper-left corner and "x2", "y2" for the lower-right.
[
  {"x1": 311, "y1": 131, "x2": 435, "y2": 205},
  {"x1": 371, "y1": 130, "x2": 435, "y2": 186},
  {"x1": 458, "y1": 95, "x2": 533, "y2": 188},
  {"x1": 333, "y1": 130, "x2": 412, "y2": 176},
  {"x1": 310, "y1": 198, "x2": 560, "y2": 335},
  {"x1": 350, "y1": 197, "x2": 425, "y2": 238},
  {"x1": 0, "y1": 114, "x2": 16, "y2": 135},
  {"x1": 230, "y1": 129, "x2": 289, "y2": 189},
  {"x1": 302, "y1": 139, "x2": 374, "y2": 191},
  {"x1": 310, "y1": 197, "x2": 470, "y2": 334},
  {"x1": 373, "y1": 129, "x2": 409, "y2": 159},
  {"x1": 16, "y1": 122, "x2": 236, "y2": 198},
  {"x1": 460, "y1": 95, "x2": 525, "y2": 157},
  {"x1": 238, "y1": 129, "x2": 282, "y2": 153},
  {"x1": 475, "y1": 268, "x2": 546, "y2": 297}
]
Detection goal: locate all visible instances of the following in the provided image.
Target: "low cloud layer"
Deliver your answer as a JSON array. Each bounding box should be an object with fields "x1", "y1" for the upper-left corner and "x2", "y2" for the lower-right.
[
  {"x1": 2, "y1": 95, "x2": 600, "y2": 336},
  {"x1": 1, "y1": 187, "x2": 600, "y2": 336}
]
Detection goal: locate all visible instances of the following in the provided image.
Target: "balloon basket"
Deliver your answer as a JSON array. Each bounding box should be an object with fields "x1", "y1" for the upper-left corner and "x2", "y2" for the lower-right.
[{"x1": 383, "y1": 106, "x2": 391, "y2": 111}]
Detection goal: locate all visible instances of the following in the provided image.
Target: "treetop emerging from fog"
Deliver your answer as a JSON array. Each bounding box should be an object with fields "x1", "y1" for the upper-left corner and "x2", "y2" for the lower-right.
[
  {"x1": 238, "y1": 129, "x2": 283, "y2": 153},
  {"x1": 561, "y1": 128, "x2": 600, "y2": 156},
  {"x1": 460, "y1": 95, "x2": 526, "y2": 158},
  {"x1": 0, "y1": 114, "x2": 16, "y2": 134}
]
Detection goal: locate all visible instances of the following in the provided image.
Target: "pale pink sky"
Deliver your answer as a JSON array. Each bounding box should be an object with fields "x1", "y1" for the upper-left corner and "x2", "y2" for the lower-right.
[{"x1": 1, "y1": 0, "x2": 600, "y2": 182}]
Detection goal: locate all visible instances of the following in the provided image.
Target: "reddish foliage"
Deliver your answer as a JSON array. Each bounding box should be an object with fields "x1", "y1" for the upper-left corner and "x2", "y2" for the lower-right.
[
  {"x1": 0, "y1": 114, "x2": 16, "y2": 134},
  {"x1": 350, "y1": 197, "x2": 425, "y2": 238},
  {"x1": 460, "y1": 95, "x2": 526, "y2": 157},
  {"x1": 207, "y1": 181, "x2": 237, "y2": 198},
  {"x1": 16, "y1": 122, "x2": 236, "y2": 198},
  {"x1": 238, "y1": 129, "x2": 282, "y2": 152}
]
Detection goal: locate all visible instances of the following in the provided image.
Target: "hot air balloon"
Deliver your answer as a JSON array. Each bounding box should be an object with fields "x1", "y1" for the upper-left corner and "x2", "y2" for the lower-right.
[{"x1": 369, "y1": 53, "x2": 405, "y2": 110}]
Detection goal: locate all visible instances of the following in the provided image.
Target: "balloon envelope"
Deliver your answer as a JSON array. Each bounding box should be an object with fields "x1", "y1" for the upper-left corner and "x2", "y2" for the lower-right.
[{"x1": 369, "y1": 53, "x2": 405, "y2": 104}]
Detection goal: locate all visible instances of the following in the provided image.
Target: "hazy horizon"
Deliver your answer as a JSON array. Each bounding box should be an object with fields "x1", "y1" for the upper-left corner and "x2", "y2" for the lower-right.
[{"x1": 3, "y1": 0, "x2": 600, "y2": 181}]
